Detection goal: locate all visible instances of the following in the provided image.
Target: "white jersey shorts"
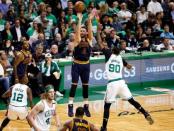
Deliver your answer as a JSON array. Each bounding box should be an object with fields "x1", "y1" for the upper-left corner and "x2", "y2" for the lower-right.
[
  {"x1": 104, "y1": 79, "x2": 132, "y2": 103},
  {"x1": 7, "y1": 104, "x2": 28, "y2": 120}
]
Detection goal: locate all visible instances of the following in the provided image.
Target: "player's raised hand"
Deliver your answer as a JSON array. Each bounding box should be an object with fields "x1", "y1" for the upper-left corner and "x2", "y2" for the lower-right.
[{"x1": 77, "y1": 13, "x2": 83, "y2": 21}]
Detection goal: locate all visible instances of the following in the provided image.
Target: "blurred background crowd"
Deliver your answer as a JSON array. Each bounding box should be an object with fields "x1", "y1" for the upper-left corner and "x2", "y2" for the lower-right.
[{"x1": 0, "y1": 0, "x2": 174, "y2": 99}]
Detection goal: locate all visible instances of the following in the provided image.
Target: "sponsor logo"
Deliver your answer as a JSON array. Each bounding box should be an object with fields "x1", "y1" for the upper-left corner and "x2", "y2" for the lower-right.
[{"x1": 145, "y1": 63, "x2": 174, "y2": 73}]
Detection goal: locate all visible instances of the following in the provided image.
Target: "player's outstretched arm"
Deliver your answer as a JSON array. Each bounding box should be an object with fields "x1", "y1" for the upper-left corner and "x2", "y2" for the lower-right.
[
  {"x1": 123, "y1": 59, "x2": 132, "y2": 69},
  {"x1": 27, "y1": 102, "x2": 44, "y2": 131},
  {"x1": 96, "y1": 23, "x2": 104, "y2": 49},
  {"x1": 27, "y1": 87, "x2": 34, "y2": 109},
  {"x1": 74, "y1": 13, "x2": 83, "y2": 47},
  {"x1": 58, "y1": 120, "x2": 72, "y2": 131},
  {"x1": 87, "y1": 12, "x2": 94, "y2": 43},
  {"x1": 13, "y1": 52, "x2": 24, "y2": 83},
  {"x1": 54, "y1": 106, "x2": 61, "y2": 128},
  {"x1": 89, "y1": 122, "x2": 99, "y2": 131},
  {"x1": 1, "y1": 86, "x2": 13, "y2": 98}
]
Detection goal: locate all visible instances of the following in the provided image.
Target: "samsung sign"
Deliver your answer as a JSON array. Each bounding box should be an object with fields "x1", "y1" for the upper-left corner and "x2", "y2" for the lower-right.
[{"x1": 64, "y1": 58, "x2": 174, "y2": 89}]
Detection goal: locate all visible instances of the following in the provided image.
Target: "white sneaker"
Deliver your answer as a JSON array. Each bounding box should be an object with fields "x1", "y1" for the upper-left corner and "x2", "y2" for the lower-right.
[{"x1": 56, "y1": 91, "x2": 64, "y2": 97}]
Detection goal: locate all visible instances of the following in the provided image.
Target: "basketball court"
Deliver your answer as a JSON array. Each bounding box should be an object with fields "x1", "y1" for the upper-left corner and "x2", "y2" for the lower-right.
[{"x1": 0, "y1": 85, "x2": 174, "y2": 131}]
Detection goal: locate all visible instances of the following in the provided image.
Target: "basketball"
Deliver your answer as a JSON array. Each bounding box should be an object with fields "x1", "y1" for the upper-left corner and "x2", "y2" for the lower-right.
[{"x1": 74, "y1": 1, "x2": 85, "y2": 13}]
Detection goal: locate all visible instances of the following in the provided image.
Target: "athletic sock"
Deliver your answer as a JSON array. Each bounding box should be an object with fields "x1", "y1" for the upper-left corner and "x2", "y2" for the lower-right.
[
  {"x1": 128, "y1": 98, "x2": 148, "y2": 117},
  {"x1": 0, "y1": 117, "x2": 10, "y2": 131},
  {"x1": 102, "y1": 102, "x2": 111, "y2": 129}
]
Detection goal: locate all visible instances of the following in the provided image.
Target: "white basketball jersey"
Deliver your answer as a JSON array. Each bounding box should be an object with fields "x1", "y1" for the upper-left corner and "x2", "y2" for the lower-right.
[
  {"x1": 10, "y1": 83, "x2": 28, "y2": 107},
  {"x1": 105, "y1": 54, "x2": 123, "y2": 80},
  {"x1": 34, "y1": 100, "x2": 56, "y2": 130}
]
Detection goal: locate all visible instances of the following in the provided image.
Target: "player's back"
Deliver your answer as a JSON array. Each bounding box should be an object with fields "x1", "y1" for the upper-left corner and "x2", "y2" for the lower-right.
[
  {"x1": 10, "y1": 83, "x2": 28, "y2": 107},
  {"x1": 71, "y1": 118, "x2": 90, "y2": 131},
  {"x1": 105, "y1": 54, "x2": 123, "y2": 80}
]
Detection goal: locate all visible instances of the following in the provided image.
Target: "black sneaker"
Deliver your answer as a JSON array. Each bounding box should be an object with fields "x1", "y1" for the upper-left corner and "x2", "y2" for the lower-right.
[
  {"x1": 68, "y1": 104, "x2": 74, "y2": 117},
  {"x1": 100, "y1": 127, "x2": 107, "y2": 131},
  {"x1": 84, "y1": 104, "x2": 91, "y2": 117},
  {"x1": 145, "y1": 115, "x2": 154, "y2": 125}
]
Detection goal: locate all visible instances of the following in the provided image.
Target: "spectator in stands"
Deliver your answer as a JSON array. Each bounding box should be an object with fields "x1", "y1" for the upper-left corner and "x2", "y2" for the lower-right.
[
  {"x1": 50, "y1": 44, "x2": 62, "y2": 59},
  {"x1": 161, "y1": 0, "x2": 171, "y2": 26},
  {"x1": 0, "y1": 11, "x2": 6, "y2": 32},
  {"x1": 26, "y1": 2, "x2": 38, "y2": 22},
  {"x1": 0, "y1": 0, "x2": 9, "y2": 16},
  {"x1": 156, "y1": 38, "x2": 173, "y2": 50},
  {"x1": 2, "y1": 40, "x2": 14, "y2": 63},
  {"x1": 100, "y1": 14, "x2": 112, "y2": 30},
  {"x1": 19, "y1": 10, "x2": 29, "y2": 31},
  {"x1": 32, "y1": 44, "x2": 45, "y2": 66},
  {"x1": 125, "y1": 13, "x2": 137, "y2": 32},
  {"x1": 13, "y1": 40, "x2": 32, "y2": 84},
  {"x1": 5, "y1": 6, "x2": 16, "y2": 25},
  {"x1": 27, "y1": 21, "x2": 44, "y2": 45},
  {"x1": 106, "y1": 28, "x2": 120, "y2": 48},
  {"x1": 160, "y1": 25, "x2": 174, "y2": 39},
  {"x1": 108, "y1": 1, "x2": 119, "y2": 16},
  {"x1": 112, "y1": 13, "x2": 123, "y2": 32},
  {"x1": 136, "y1": 5, "x2": 148, "y2": 24},
  {"x1": 51, "y1": 33, "x2": 65, "y2": 53},
  {"x1": 65, "y1": 32, "x2": 75, "y2": 46},
  {"x1": 34, "y1": 11, "x2": 48, "y2": 25},
  {"x1": 170, "y1": 2, "x2": 174, "y2": 33},
  {"x1": 10, "y1": 18, "x2": 28, "y2": 49},
  {"x1": 65, "y1": 7, "x2": 77, "y2": 26},
  {"x1": 37, "y1": 2, "x2": 46, "y2": 14},
  {"x1": 1, "y1": 21, "x2": 13, "y2": 42},
  {"x1": 119, "y1": 40, "x2": 131, "y2": 54},
  {"x1": 138, "y1": 39, "x2": 151, "y2": 52},
  {"x1": 117, "y1": 2, "x2": 132, "y2": 24},
  {"x1": 64, "y1": 0, "x2": 74, "y2": 14},
  {"x1": 147, "y1": 0, "x2": 163, "y2": 15},
  {"x1": 65, "y1": 20, "x2": 76, "y2": 37},
  {"x1": 134, "y1": 0, "x2": 149, "y2": 9},
  {"x1": 32, "y1": 33, "x2": 48, "y2": 53},
  {"x1": 0, "y1": 58, "x2": 10, "y2": 90},
  {"x1": 62, "y1": 41, "x2": 74, "y2": 58},
  {"x1": 153, "y1": 12, "x2": 163, "y2": 32},
  {"x1": 124, "y1": 29, "x2": 138, "y2": 48},
  {"x1": 27, "y1": 58, "x2": 42, "y2": 97},
  {"x1": 46, "y1": 5, "x2": 57, "y2": 27},
  {"x1": 135, "y1": 25, "x2": 146, "y2": 42},
  {"x1": 39, "y1": 53, "x2": 63, "y2": 97},
  {"x1": 0, "y1": 51, "x2": 13, "y2": 78}
]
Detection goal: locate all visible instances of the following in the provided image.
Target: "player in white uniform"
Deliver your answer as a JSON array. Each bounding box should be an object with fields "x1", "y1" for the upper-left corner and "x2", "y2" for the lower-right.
[
  {"x1": 96, "y1": 24, "x2": 154, "y2": 131},
  {"x1": 27, "y1": 84, "x2": 61, "y2": 131},
  {"x1": 0, "y1": 82, "x2": 33, "y2": 130}
]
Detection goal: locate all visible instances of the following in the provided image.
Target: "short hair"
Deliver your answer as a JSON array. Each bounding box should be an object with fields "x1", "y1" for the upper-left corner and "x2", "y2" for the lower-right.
[
  {"x1": 112, "y1": 47, "x2": 120, "y2": 55},
  {"x1": 75, "y1": 107, "x2": 84, "y2": 117}
]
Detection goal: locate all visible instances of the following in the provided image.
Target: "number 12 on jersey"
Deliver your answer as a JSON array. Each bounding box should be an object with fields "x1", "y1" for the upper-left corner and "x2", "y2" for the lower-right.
[{"x1": 12, "y1": 92, "x2": 23, "y2": 102}]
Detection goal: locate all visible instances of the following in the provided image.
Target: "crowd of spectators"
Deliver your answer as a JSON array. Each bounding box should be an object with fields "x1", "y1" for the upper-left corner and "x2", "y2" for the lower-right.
[{"x1": 0, "y1": 0, "x2": 174, "y2": 97}]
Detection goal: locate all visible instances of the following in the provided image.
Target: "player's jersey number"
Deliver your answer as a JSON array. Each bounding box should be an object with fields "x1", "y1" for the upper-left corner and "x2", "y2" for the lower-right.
[
  {"x1": 46, "y1": 118, "x2": 50, "y2": 125},
  {"x1": 12, "y1": 92, "x2": 23, "y2": 102},
  {"x1": 109, "y1": 64, "x2": 120, "y2": 73}
]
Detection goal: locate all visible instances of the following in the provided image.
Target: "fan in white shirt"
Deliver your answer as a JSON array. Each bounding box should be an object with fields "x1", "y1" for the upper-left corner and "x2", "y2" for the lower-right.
[{"x1": 147, "y1": 0, "x2": 163, "y2": 15}]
